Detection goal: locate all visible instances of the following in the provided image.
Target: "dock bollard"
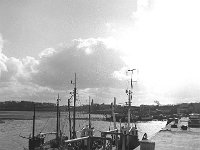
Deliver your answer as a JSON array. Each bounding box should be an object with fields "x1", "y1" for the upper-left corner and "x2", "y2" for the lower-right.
[{"x1": 140, "y1": 140, "x2": 155, "y2": 150}]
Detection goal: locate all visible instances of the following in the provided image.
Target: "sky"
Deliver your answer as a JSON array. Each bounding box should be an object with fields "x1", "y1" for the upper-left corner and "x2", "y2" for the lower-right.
[{"x1": 1, "y1": 0, "x2": 200, "y2": 106}]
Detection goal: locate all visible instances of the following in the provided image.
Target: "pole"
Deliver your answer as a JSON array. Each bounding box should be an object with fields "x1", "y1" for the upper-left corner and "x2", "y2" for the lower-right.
[
  {"x1": 127, "y1": 69, "x2": 136, "y2": 129},
  {"x1": 128, "y1": 90, "x2": 131, "y2": 130},
  {"x1": 89, "y1": 97, "x2": 91, "y2": 129},
  {"x1": 127, "y1": 69, "x2": 136, "y2": 150},
  {"x1": 113, "y1": 97, "x2": 117, "y2": 130},
  {"x1": 32, "y1": 103, "x2": 35, "y2": 139},
  {"x1": 56, "y1": 94, "x2": 60, "y2": 142},
  {"x1": 72, "y1": 73, "x2": 77, "y2": 139},
  {"x1": 68, "y1": 98, "x2": 72, "y2": 139},
  {"x1": 113, "y1": 97, "x2": 118, "y2": 149}
]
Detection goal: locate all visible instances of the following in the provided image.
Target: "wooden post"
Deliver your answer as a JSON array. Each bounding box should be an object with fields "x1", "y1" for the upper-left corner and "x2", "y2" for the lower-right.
[
  {"x1": 72, "y1": 73, "x2": 77, "y2": 139},
  {"x1": 87, "y1": 137, "x2": 91, "y2": 150},
  {"x1": 113, "y1": 97, "x2": 117, "y2": 130},
  {"x1": 122, "y1": 134, "x2": 126, "y2": 150},
  {"x1": 116, "y1": 133, "x2": 119, "y2": 150},
  {"x1": 68, "y1": 98, "x2": 72, "y2": 139},
  {"x1": 89, "y1": 97, "x2": 91, "y2": 129}
]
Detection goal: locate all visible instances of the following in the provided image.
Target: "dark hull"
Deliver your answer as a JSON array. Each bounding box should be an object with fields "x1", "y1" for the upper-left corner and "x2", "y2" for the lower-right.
[{"x1": 128, "y1": 135, "x2": 140, "y2": 150}]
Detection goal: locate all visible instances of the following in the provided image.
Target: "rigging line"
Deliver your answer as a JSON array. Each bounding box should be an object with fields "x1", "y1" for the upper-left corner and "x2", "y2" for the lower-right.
[
  {"x1": 62, "y1": 115, "x2": 68, "y2": 133},
  {"x1": 40, "y1": 118, "x2": 50, "y2": 133},
  {"x1": 19, "y1": 133, "x2": 30, "y2": 140}
]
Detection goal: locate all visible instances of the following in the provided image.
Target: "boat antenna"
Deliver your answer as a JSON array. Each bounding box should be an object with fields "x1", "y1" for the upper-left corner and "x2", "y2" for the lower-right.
[
  {"x1": 127, "y1": 69, "x2": 136, "y2": 106},
  {"x1": 71, "y1": 73, "x2": 77, "y2": 139},
  {"x1": 127, "y1": 69, "x2": 136, "y2": 129},
  {"x1": 68, "y1": 94, "x2": 73, "y2": 139}
]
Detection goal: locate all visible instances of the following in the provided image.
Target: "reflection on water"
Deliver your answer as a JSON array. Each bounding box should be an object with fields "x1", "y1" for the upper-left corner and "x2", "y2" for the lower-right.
[{"x1": 0, "y1": 112, "x2": 166, "y2": 150}]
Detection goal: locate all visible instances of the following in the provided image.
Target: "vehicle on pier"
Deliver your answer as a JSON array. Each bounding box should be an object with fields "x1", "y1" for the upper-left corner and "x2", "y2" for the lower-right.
[{"x1": 188, "y1": 113, "x2": 200, "y2": 128}]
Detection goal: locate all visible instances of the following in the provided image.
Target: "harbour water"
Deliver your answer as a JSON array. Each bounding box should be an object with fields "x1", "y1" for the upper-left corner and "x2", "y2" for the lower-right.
[{"x1": 0, "y1": 111, "x2": 166, "y2": 150}]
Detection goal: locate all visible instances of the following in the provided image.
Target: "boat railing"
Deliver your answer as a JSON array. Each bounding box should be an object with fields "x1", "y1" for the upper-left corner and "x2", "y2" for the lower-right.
[{"x1": 64, "y1": 136, "x2": 112, "y2": 150}]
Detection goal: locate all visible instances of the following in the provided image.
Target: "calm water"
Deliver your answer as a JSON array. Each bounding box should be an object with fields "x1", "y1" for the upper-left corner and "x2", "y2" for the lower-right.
[{"x1": 0, "y1": 111, "x2": 166, "y2": 150}]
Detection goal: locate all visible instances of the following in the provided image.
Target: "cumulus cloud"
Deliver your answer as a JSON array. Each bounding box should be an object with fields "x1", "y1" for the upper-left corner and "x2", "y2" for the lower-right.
[
  {"x1": 76, "y1": 87, "x2": 129, "y2": 105},
  {"x1": 0, "y1": 33, "x2": 129, "y2": 103},
  {"x1": 32, "y1": 38, "x2": 126, "y2": 90},
  {"x1": 0, "y1": 35, "x2": 50, "y2": 102},
  {"x1": 1, "y1": 57, "x2": 22, "y2": 82},
  {"x1": 0, "y1": 34, "x2": 38, "y2": 83},
  {"x1": 0, "y1": 54, "x2": 58, "y2": 102},
  {"x1": 0, "y1": 80, "x2": 57, "y2": 102},
  {"x1": 0, "y1": 56, "x2": 39, "y2": 82},
  {"x1": 39, "y1": 48, "x2": 56, "y2": 58}
]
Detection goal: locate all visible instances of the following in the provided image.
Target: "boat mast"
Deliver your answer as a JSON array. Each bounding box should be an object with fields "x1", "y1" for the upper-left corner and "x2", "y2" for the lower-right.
[
  {"x1": 112, "y1": 97, "x2": 117, "y2": 130},
  {"x1": 127, "y1": 69, "x2": 136, "y2": 129},
  {"x1": 68, "y1": 96, "x2": 72, "y2": 139},
  {"x1": 89, "y1": 97, "x2": 91, "y2": 128},
  {"x1": 56, "y1": 94, "x2": 61, "y2": 142},
  {"x1": 32, "y1": 103, "x2": 35, "y2": 139},
  {"x1": 71, "y1": 73, "x2": 77, "y2": 139}
]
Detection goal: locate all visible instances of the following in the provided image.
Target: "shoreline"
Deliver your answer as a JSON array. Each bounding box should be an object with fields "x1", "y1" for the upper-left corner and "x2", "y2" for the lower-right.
[{"x1": 0, "y1": 110, "x2": 106, "y2": 121}]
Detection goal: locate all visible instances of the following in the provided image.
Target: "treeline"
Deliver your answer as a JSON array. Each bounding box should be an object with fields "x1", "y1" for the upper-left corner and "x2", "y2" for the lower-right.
[
  {"x1": 0, "y1": 101, "x2": 57, "y2": 111},
  {"x1": 0, "y1": 100, "x2": 93, "y2": 112},
  {"x1": 1, "y1": 100, "x2": 200, "y2": 115},
  {"x1": 0, "y1": 100, "x2": 111, "y2": 113}
]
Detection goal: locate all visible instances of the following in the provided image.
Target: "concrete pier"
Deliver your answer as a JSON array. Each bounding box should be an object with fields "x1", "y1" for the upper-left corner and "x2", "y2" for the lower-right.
[{"x1": 135, "y1": 118, "x2": 200, "y2": 150}]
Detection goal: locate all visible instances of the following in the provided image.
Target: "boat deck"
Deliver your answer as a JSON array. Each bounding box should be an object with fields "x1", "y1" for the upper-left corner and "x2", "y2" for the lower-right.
[{"x1": 135, "y1": 118, "x2": 200, "y2": 150}]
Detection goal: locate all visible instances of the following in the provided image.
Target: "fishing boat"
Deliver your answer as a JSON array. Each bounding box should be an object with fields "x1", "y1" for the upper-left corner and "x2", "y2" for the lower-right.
[
  {"x1": 63, "y1": 73, "x2": 114, "y2": 150},
  {"x1": 100, "y1": 69, "x2": 140, "y2": 150},
  {"x1": 64, "y1": 72, "x2": 140, "y2": 150},
  {"x1": 25, "y1": 72, "x2": 140, "y2": 150},
  {"x1": 119, "y1": 69, "x2": 140, "y2": 149},
  {"x1": 188, "y1": 113, "x2": 200, "y2": 128},
  {"x1": 23, "y1": 94, "x2": 68, "y2": 150}
]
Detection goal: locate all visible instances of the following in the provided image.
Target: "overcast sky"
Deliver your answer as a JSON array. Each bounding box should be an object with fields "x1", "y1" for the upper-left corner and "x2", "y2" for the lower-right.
[{"x1": 1, "y1": 0, "x2": 200, "y2": 106}]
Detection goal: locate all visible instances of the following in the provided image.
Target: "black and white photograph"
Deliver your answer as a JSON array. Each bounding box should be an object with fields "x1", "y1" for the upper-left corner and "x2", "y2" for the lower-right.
[{"x1": 0, "y1": 0, "x2": 200, "y2": 149}]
